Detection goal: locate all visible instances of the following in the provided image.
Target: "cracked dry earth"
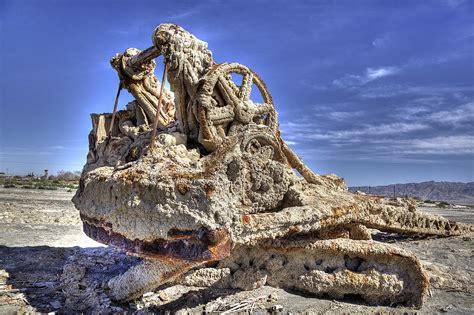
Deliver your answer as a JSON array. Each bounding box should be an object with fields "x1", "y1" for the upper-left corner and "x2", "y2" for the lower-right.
[{"x1": 0, "y1": 187, "x2": 473, "y2": 314}]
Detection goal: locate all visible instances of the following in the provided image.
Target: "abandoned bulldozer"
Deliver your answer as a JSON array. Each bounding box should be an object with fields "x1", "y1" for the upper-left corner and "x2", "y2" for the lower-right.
[{"x1": 73, "y1": 23, "x2": 471, "y2": 308}]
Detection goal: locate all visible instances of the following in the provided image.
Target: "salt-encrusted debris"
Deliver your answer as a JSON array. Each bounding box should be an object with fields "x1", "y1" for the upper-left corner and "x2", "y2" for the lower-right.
[{"x1": 72, "y1": 23, "x2": 472, "y2": 308}]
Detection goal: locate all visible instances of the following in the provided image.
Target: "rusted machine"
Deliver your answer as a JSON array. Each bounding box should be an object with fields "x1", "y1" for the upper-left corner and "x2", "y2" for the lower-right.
[{"x1": 73, "y1": 24, "x2": 471, "y2": 307}]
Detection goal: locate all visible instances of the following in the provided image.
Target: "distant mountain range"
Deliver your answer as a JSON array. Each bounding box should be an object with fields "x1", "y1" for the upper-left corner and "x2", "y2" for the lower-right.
[{"x1": 349, "y1": 181, "x2": 474, "y2": 205}]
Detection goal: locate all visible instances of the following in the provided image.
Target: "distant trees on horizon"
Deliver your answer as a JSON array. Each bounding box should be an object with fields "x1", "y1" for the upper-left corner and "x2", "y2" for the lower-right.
[{"x1": 48, "y1": 170, "x2": 81, "y2": 181}]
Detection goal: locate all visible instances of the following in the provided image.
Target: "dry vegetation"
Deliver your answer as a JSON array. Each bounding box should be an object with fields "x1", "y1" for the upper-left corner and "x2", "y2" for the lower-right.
[{"x1": 0, "y1": 171, "x2": 80, "y2": 191}]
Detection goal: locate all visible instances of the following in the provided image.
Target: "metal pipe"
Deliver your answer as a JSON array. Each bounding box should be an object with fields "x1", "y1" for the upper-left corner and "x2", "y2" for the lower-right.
[
  {"x1": 108, "y1": 83, "x2": 122, "y2": 138},
  {"x1": 128, "y1": 46, "x2": 161, "y2": 69},
  {"x1": 149, "y1": 61, "x2": 170, "y2": 150}
]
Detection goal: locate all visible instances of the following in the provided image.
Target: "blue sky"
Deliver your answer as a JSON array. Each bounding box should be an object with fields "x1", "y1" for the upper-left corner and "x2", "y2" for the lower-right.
[{"x1": 0, "y1": 0, "x2": 472, "y2": 186}]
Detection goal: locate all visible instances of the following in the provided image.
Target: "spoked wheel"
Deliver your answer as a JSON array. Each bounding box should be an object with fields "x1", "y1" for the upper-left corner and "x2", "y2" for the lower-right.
[{"x1": 197, "y1": 63, "x2": 278, "y2": 151}]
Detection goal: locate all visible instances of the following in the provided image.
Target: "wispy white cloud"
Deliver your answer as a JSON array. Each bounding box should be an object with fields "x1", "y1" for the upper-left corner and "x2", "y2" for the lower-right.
[
  {"x1": 412, "y1": 96, "x2": 445, "y2": 106},
  {"x1": 359, "y1": 84, "x2": 473, "y2": 99},
  {"x1": 279, "y1": 99, "x2": 474, "y2": 163},
  {"x1": 402, "y1": 106, "x2": 431, "y2": 115},
  {"x1": 366, "y1": 67, "x2": 398, "y2": 80},
  {"x1": 303, "y1": 48, "x2": 470, "y2": 94},
  {"x1": 0, "y1": 148, "x2": 52, "y2": 156},
  {"x1": 399, "y1": 135, "x2": 474, "y2": 154},
  {"x1": 165, "y1": 9, "x2": 200, "y2": 21},
  {"x1": 392, "y1": 102, "x2": 474, "y2": 127},
  {"x1": 298, "y1": 80, "x2": 329, "y2": 90},
  {"x1": 333, "y1": 66, "x2": 400, "y2": 88},
  {"x1": 292, "y1": 134, "x2": 473, "y2": 164},
  {"x1": 443, "y1": 0, "x2": 468, "y2": 9},
  {"x1": 313, "y1": 122, "x2": 429, "y2": 140},
  {"x1": 0, "y1": 145, "x2": 86, "y2": 156},
  {"x1": 372, "y1": 33, "x2": 393, "y2": 48},
  {"x1": 326, "y1": 110, "x2": 365, "y2": 121},
  {"x1": 427, "y1": 102, "x2": 474, "y2": 125},
  {"x1": 281, "y1": 121, "x2": 429, "y2": 142},
  {"x1": 109, "y1": 22, "x2": 148, "y2": 36},
  {"x1": 392, "y1": 107, "x2": 428, "y2": 121},
  {"x1": 109, "y1": 9, "x2": 201, "y2": 36}
]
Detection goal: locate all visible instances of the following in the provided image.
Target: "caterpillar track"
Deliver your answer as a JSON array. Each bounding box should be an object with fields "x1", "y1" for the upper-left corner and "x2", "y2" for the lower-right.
[{"x1": 216, "y1": 239, "x2": 428, "y2": 307}]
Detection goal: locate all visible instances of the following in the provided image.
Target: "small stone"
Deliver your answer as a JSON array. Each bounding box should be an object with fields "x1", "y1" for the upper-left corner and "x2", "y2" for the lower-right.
[
  {"x1": 440, "y1": 304, "x2": 455, "y2": 312},
  {"x1": 50, "y1": 300, "x2": 61, "y2": 309},
  {"x1": 158, "y1": 291, "x2": 170, "y2": 301},
  {"x1": 270, "y1": 304, "x2": 283, "y2": 311},
  {"x1": 267, "y1": 292, "x2": 279, "y2": 302},
  {"x1": 187, "y1": 292, "x2": 199, "y2": 304},
  {"x1": 34, "y1": 281, "x2": 54, "y2": 288}
]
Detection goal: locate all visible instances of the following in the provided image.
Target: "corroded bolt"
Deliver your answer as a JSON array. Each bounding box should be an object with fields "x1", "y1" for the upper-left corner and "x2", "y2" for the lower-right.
[{"x1": 204, "y1": 229, "x2": 227, "y2": 245}]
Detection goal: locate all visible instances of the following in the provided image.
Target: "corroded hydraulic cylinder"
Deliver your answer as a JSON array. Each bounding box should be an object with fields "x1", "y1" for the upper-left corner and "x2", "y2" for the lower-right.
[{"x1": 128, "y1": 46, "x2": 160, "y2": 71}]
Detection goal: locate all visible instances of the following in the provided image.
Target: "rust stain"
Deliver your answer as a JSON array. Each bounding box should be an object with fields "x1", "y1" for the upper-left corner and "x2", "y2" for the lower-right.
[
  {"x1": 204, "y1": 229, "x2": 228, "y2": 245},
  {"x1": 204, "y1": 183, "x2": 216, "y2": 198},
  {"x1": 241, "y1": 214, "x2": 251, "y2": 225},
  {"x1": 330, "y1": 204, "x2": 360, "y2": 219},
  {"x1": 176, "y1": 182, "x2": 189, "y2": 195},
  {"x1": 119, "y1": 168, "x2": 147, "y2": 184},
  {"x1": 288, "y1": 224, "x2": 302, "y2": 234},
  {"x1": 331, "y1": 207, "x2": 346, "y2": 216},
  {"x1": 167, "y1": 228, "x2": 199, "y2": 240},
  {"x1": 81, "y1": 214, "x2": 232, "y2": 263},
  {"x1": 98, "y1": 174, "x2": 108, "y2": 182}
]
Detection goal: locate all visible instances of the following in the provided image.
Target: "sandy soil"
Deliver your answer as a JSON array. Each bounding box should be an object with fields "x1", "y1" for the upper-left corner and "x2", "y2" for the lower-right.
[{"x1": 0, "y1": 187, "x2": 472, "y2": 314}]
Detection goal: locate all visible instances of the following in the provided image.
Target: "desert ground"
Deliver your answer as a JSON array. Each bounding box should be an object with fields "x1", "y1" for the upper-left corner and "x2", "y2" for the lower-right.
[{"x1": 0, "y1": 187, "x2": 472, "y2": 314}]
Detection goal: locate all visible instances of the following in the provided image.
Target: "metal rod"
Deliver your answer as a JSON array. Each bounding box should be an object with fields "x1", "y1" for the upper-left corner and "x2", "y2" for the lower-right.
[
  {"x1": 129, "y1": 46, "x2": 160, "y2": 69},
  {"x1": 108, "y1": 83, "x2": 122, "y2": 138},
  {"x1": 149, "y1": 61, "x2": 169, "y2": 150}
]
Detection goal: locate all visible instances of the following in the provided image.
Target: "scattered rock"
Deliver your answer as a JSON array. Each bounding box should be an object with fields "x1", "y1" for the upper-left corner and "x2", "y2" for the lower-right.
[
  {"x1": 440, "y1": 304, "x2": 455, "y2": 312},
  {"x1": 267, "y1": 292, "x2": 279, "y2": 302},
  {"x1": 49, "y1": 300, "x2": 61, "y2": 309},
  {"x1": 33, "y1": 281, "x2": 55, "y2": 288},
  {"x1": 158, "y1": 291, "x2": 170, "y2": 301},
  {"x1": 270, "y1": 304, "x2": 283, "y2": 311}
]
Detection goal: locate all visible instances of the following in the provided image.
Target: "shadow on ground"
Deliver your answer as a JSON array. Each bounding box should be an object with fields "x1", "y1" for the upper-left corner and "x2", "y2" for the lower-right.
[
  {"x1": 2, "y1": 233, "x2": 473, "y2": 313},
  {"x1": 0, "y1": 245, "x2": 140, "y2": 312},
  {"x1": 0, "y1": 245, "x2": 373, "y2": 313}
]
